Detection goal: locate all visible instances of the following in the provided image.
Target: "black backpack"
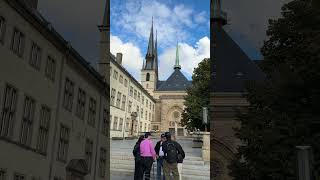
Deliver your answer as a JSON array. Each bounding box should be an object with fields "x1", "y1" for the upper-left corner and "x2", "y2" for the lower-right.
[{"x1": 165, "y1": 142, "x2": 177, "y2": 163}]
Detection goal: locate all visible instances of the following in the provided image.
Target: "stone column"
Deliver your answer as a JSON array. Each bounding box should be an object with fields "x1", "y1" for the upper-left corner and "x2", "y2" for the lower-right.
[{"x1": 202, "y1": 132, "x2": 210, "y2": 162}]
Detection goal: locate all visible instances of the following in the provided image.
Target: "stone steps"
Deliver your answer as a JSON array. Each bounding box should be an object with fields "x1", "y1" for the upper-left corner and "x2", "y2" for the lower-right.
[{"x1": 110, "y1": 155, "x2": 210, "y2": 179}]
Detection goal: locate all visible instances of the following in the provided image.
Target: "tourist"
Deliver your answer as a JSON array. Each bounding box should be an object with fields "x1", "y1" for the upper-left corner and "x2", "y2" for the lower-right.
[
  {"x1": 154, "y1": 133, "x2": 166, "y2": 180},
  {"x1": 140, "y1": 132, "x2": 157, "y2": 180},
  {"x1": 162, "y1": 132, "x2": 185, "y2": 180},
  {"x1": 172, "y1": 135, "x2": 183, "y2": 180},
  {"x1": 133, "y1": 135, "x2": 145, "y2": 180}
]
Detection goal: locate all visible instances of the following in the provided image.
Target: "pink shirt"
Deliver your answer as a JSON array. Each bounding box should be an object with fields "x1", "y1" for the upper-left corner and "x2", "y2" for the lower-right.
[{"x1": 140, "y1": 139, "x2": 156, "y2": 158}]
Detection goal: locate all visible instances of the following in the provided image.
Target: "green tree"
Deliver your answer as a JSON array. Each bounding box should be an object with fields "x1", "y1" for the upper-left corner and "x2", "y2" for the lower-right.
[
  {"x1": 181, "y1": 58, "x2": 210, "y2": 131},
  {"x1": 229, "y1": 0, "x2": 320, "y2": 179}
]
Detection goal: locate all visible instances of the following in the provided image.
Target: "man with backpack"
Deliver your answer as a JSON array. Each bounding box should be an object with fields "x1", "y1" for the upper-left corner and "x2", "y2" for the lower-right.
[{"x1": 162, "y1": 132, "x2": 185, "y2": 180}]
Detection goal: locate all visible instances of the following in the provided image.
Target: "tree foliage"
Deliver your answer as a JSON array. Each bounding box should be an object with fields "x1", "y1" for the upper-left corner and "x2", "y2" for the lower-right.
[
  {"x1": 229, "y1": 0, "x2": 320, "y2": 179},
  {"x1": 181, "y1": 58, "x2": 210, "y2": 131}
]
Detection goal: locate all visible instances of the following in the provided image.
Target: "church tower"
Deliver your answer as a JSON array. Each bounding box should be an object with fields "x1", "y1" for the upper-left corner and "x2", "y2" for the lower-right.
[{"x1": 141, "y1": 18, "x2": 158, "y2": 95}]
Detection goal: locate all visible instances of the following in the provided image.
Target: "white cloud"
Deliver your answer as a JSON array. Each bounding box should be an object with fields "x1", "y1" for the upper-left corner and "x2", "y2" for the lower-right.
[
  {"x1": 158, "y1": 36, "x2": 210, "y2": 80},
  {"x1": 110, "y1": 35, "x2": 144, "y2": 80},
  {"x1": 114, "y1": 0, "x2": 204, "y2": 49},
  {"x1": 194, "y1": 11, "x2": 207, "y2": 24}
]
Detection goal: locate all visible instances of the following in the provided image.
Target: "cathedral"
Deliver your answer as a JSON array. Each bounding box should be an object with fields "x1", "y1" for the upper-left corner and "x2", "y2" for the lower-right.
[{"x1": 140, "y1": 19, "x2": 192, "y2": 136}]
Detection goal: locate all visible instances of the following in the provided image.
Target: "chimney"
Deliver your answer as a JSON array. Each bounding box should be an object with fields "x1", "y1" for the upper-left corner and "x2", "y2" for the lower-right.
[
  {"x1": 23, "y1": 0, "x2": 39, "y2": 9},
  {"x1": 116, "y1": 53, "x2": 123, "y2": 65}
]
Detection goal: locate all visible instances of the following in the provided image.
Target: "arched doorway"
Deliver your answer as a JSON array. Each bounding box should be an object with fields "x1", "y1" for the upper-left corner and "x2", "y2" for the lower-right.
[{"x1": 166, "y1": 106, "x2": 184, "y2": 136}]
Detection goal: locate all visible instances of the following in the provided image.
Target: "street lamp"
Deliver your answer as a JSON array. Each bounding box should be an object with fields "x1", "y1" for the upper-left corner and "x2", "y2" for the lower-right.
[{"x1": 202, "y1": 107, "x2": 208, "y2": 132}]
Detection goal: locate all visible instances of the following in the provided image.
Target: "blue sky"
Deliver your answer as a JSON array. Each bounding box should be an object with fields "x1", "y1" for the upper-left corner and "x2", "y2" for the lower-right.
[
  {"x1": 110, "y1": 0, "x2": 210, "y2": 80},
  {"x1": 38, "y1": 0, "x2": 284, "y2": 81}
]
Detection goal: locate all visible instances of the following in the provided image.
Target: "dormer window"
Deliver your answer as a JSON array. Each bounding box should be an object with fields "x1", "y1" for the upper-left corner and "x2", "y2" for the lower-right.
[{"x1": 146, "y1": 73, "x2": 150, "y2": 81}]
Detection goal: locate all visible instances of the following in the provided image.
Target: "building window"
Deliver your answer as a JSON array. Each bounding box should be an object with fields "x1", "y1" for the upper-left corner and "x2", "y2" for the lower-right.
[
  {"x1": 85, "y1": 138, "x2": 93, "y2": 172},
  {"x1": 102, "y1": 109, "x2": 108, "y2": 136},
  {"x1": 118, "y1": 118, "x2": 123, "y2": 131},
  {"x1": 45, "y1": 56, "x2": 56, "y2": 82},
  {"x1": 126, "y1": 118, "x2": 130, "y2": 131},
  {"x1": 0, "y1": 16, "x2": 6, "y2": 44},
  {"x1": 129, "y1": 86, "x2": 133, "y2": 96},
  {"x1": 87, "y1": 97, "x2": 96, "y2": 127},
  {"x1": 138, "y1": 92, "x2": 140, "y2": 102},
  {"x1": 109, "y1": 67, "x2": 112, "y2": 77},
  {"x1": 136, "y1": 106, "x2": 139, "y2": 115},
  {"x1": 20, "y1": 96, "x2": 35, "y2": 146},
  {"x1": 57, "y1": 125, "x2": 70, "y2": 162},
  {"x1": 134, "y1": 90, "x2": 137, "y2": 99},
  {"x1": 153, "y1": 104, "x2": 155, "y2": 111},
  {"x1": 141, "y1": 108, "x2": 144, "y2": 118},
  {"x1": 110, "y1": 88, "x2": 116, "y2": 106},
  {"x1": 113, "y1": 117, "x2": 118, "y2": 130},
  {"x1": 145, "y1": 111, "x2": 147, "y2": 120},
  {"x1": 99, "y1": 148, "x2": 106, "y2": 177},
  {"x1": 142, "y1": 96, "x2": 144, "y2": 105},
  {"x1": 149, "y1": 113, "x2": 151, "y2": 121},
  {"x1": 63, "y1": 78, "x2": 74, "y2": 111},
  {"x1": 149, "y1": 102, "x2": 151, "y2": 109},
  {"x1": 113, "y1": 70, "x2": 118, "y2": 79},
  {"x1": 119, "y1": 75, "x2": 123, "y2": 84},
  {"x1": 29, "y1": 42, "x2": 42, "y2": 70},
  {"x1": 128, "y1": 101, "x2": 132, "y2": 113},
  {"x1": 124, "y1": 79, "x2": 128, "y2": 87},
  {"x1": 121, "y1": 95, "x2": 126, "y2": 110},
  {"x1": 13, "y1": 173, "x2": 25, "y2": 180},
  {"x1": 144, "y1": 123, "x2": 147, "y2": 132},
  {"x1": 11, "y1": 28, "x2": 25, "y2": 57},
  {"x1": 146, "y1": 99, "x2": 148, "y2": 107},
  {"x1": 0, "y1": 85, "x2": 18, "y2": 138},
  {"x1": 139, "y1": 122, "x2": 142, "y2": 132},
  {"x1": 0, "y1": 169, "x2": 6, "y2": 180},
  {"x1": 115, "y1": 92, "x2": 121, "y2": 108},
  {"x1": 146, "y1": 73, "x2": 150, "y2": 81},
  {"x1": 76, "y1": 88, "x2": 86, "y2": 120},
  {"x1": 36, "y1": 106, "x2": 51, "y2": 155}
]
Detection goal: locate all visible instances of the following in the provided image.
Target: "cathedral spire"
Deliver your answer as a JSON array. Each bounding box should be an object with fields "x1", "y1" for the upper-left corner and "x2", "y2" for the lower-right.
[
  {"x1": 212, "y1": 0, "x2": 227, "y2": 25},
  {"x1": 174, "y1": 42, "x2": 181, "y2": 70},
  {"x1": 146, "y1": 17, "x2": 154, "y2": 57},
  {"x1": 154, "y1": 30, "x2": 159, "y2": 73}
]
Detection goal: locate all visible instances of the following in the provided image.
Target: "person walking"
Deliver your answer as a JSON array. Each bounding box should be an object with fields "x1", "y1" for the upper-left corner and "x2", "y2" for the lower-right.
[
  {"x1": 140, "y1": 132, "x2": 156, "y2": 180},
  {"x1": 162, "y1": 132, "x2": 185, "y2": 180},
  {"x1": 133, "y1": 135, "x2": 145, "y2": 180},
  {"x1": 154, "y1": 133, "x2": 166, "y2": 180}
]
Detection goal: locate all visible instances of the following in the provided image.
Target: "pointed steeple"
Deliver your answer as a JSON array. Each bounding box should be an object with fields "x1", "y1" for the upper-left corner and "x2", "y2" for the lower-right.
[
  {"x1": 154, "y1": 30, "x2": 159, "y2": 73},
  {"x1": 146, "y1": 17, "x2": 154, "y2": 57},
  {"x1": 174, "y1": 43, "x2": 181, "y2": 70}
]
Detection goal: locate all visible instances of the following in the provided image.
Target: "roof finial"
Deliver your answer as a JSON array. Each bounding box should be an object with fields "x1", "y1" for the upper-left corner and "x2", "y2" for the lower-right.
[{"x1": 174, "y1": 42, "x2": 181, "y2": 70}]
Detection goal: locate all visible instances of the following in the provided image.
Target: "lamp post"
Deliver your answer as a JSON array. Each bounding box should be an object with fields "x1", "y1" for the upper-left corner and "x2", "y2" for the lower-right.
[
  {"x1": 296, "y1": 146, "x2": 312, "y2": 180},
  {"x1": 202, "y1": 107, "x2": 208, "y2": 132}
]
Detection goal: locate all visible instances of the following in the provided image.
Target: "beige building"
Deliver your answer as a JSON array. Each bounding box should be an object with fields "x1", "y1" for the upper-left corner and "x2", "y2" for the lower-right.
[
  {"x1": 106, "y1": 17, "x2": 192, "y2": 138},
  {"x1": 0, "y1": 0, "x2": 110, "y2": 180},
  {"x1": 108, "y1": 53, "x2": 156, "y2": 138},
  {"x1": 140, "y1": 21, "x2": 192, "y2": 136}
]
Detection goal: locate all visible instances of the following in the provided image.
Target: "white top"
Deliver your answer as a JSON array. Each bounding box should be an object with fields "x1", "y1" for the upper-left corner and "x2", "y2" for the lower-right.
[{"x1": 159, "y1": 142, "x2": 164, "y2": 157}]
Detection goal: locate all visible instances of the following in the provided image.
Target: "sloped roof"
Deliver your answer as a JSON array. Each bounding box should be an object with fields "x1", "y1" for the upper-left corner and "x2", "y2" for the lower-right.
[
  {"x1": 156, "y1": 69, "x2": 192, "y2": 91},
  {"x1": 211, "y1": 27, "x2": 265, "y2": 92}
]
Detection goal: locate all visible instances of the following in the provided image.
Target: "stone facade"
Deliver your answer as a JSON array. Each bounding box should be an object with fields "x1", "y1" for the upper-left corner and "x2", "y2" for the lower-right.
[
  {"x1": 0, "y1": 0, "x2": 109, "y2": 180},
  {"x1": 108, "y1": 54, "x2": 155, "y2": 138}
]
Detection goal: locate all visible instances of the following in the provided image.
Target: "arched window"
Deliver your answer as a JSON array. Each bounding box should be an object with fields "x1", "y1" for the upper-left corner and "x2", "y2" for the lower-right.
[{"x1": 146, "y1": 73, "x2": 150, "y2": 81}]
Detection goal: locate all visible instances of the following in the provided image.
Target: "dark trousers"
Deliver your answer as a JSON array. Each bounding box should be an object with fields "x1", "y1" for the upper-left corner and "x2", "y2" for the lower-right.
[
  {"x1": 157, "y1": 156, "x2": 165, "y2": 180},
  {"x1": 134, "y1": 159, "x2": 143, "y2": 180},
  {"x1": 141, "y1": 157, "x2": 154, "y2": 180}
]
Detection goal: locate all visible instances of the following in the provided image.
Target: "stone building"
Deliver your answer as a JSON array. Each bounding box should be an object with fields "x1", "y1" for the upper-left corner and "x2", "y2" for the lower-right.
[
  {"x1": 108, "y1": 53, "x2": 156, "y2": 138},
  {"x1": 0, "y1": 0, "x2": 109, "y2": 180},
  {"x1": 210, "y1": 0, "x2": 265, "y2": 179},
  {"x1": 140, "y1": 20, "x2": 192, "y2": 136}
]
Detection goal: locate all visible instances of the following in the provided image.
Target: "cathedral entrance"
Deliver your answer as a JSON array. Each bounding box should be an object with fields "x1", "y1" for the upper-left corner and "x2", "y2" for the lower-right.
[{"x1": 169, "y1": 128, "x2": 175, "y2": 135}]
